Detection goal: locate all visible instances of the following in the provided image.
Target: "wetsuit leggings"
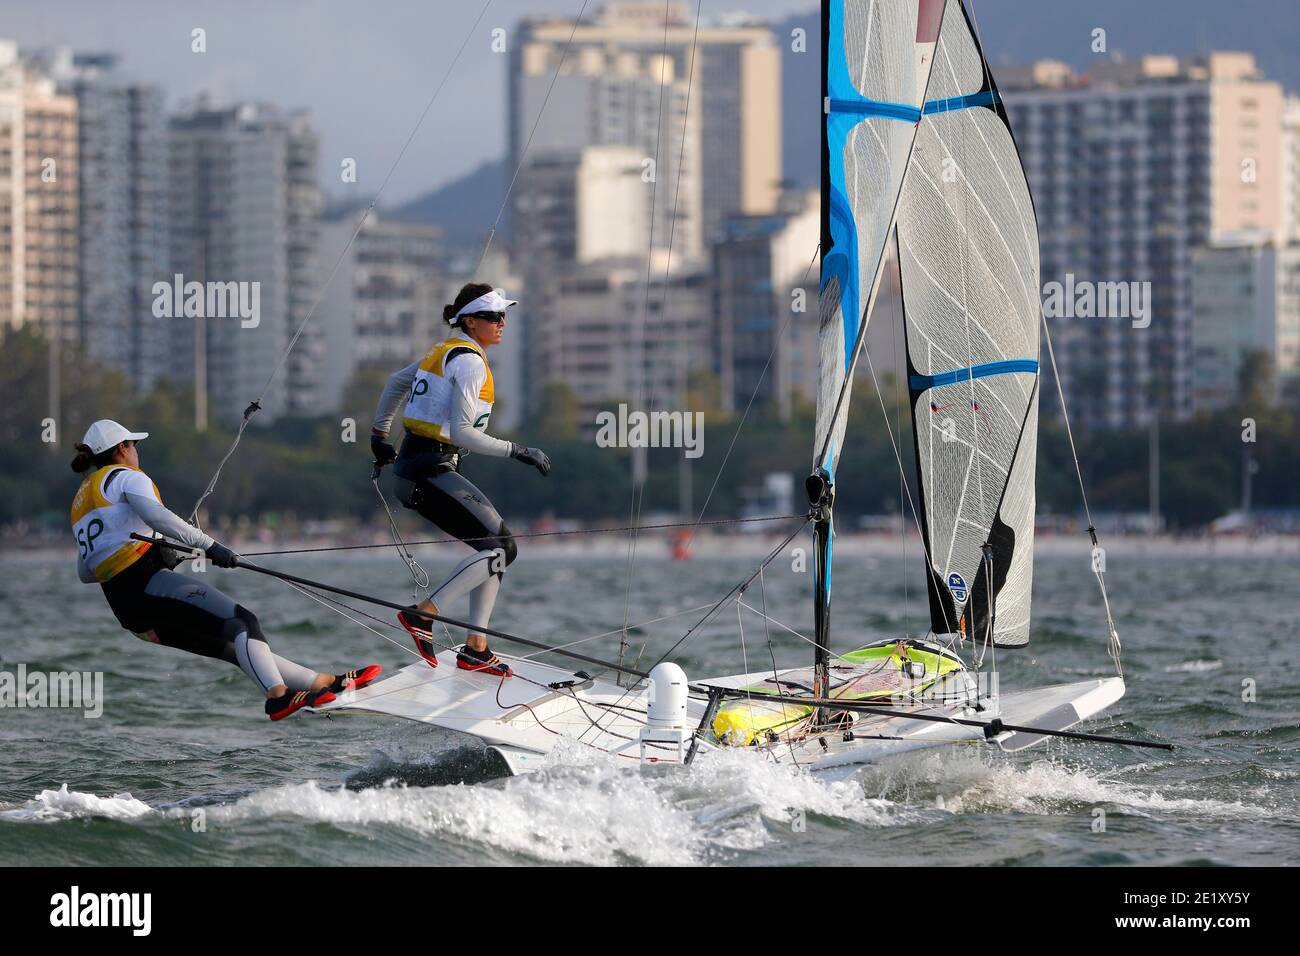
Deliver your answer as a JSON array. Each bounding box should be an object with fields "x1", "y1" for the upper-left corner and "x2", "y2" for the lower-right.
[
  {"x1": 127, "y1": 570, "x2": 318, "y2": 694},
  {"x1": 394, "y1": 468, "x2": 516, "y2": 635}
]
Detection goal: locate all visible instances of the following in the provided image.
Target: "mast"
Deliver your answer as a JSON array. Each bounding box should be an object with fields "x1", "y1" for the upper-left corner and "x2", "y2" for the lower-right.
[
  {"x1": 813, "y1": 0, "x2": 833, "y2": 714},
  {"x1": 814, "y1": 0, "x2": 944, "y2": 706},
  {"x1": 807, "y1": 468, "x2": 834, "y2": 717}
]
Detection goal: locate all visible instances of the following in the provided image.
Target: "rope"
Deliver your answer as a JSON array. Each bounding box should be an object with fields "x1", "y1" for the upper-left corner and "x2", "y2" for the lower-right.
[
  {"x1": 188, "y1": 1, "x2": 494, "y2": 525},
  {"x1": 371, "y1": 472, "x2": 429, "y2": 593},
  {"x1": 1040, "y1": 308, "x2": 1123, "y2": 676}
]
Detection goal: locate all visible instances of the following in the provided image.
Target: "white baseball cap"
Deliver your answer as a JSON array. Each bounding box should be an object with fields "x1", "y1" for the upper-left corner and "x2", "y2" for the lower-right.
[
  {"x1": 453, "y1": 288, "x2": 519, "y2": 321},
  {"x1": 81, "y1": 419, "x2": 149, "y2": 454}
]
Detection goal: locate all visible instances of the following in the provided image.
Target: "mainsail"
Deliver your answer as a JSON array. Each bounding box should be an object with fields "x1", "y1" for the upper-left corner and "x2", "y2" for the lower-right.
[
  {"x1": 817, "y1": 0, "x2": 945, "y2": 475},
  {"x1": 895, "y1": 0, "x2": 1041, "y2": 647}
]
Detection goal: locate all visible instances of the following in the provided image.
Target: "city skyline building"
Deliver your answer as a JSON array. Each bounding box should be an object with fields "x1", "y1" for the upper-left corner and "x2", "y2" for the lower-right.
[
  {"x1": 40, "y1": 48, "x2": 170, "y2": 391},
  {"x1": 317, "y1": 210, "x2": 444, "y2": 414},
  {"x1": 167, "y1": 100, "x2": 321, "y2": 427},
  {"x1": 712, "y1": 189, "x2": 818, "y2": 418},
  {"x1": 510, "y1": 2, "x2": 782, "y2": 256},
  {"x1": 1192, "y1": 232, "x2": 1300, "y2": 411},
  {"x1": 1003, "y1": 52, "x2": 1284, "y2": 429}
]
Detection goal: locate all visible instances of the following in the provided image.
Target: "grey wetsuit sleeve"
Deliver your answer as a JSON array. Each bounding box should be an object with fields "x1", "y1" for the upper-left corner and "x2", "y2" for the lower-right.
[
  {"x1": 446, "y1": 353, "x2": 514, "y2": 459},
  {"x1": 126, "y1": 491, "x2": 215, "y2": 553},
  {"x1": 371, "y1": 361, "x2": 419, "y2": 436}
]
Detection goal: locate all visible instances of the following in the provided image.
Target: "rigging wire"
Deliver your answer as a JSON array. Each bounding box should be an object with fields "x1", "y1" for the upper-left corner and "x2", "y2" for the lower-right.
[
  {"x1": 860, "y1": 338, "x2": 964, "y2": 648},
  {"x1": 238, "y1": 512, "x2": 805, "y2": 557},
  {"x1": 1040, "y1": 312, "x2": 1123, "y2": 677},
  {"x1": 685, "y1": 242, "x2": 822, "y2": 552},
  {"x1": 577, "y1": 513, "x2": 811, "y2": 745},
  {"x1": 475, "y1": 0, "x2": 593, "y2": 272},
  {"x1": 619, "y1": 0, "x2": 703, "y2": 675},
  {"x1": 188, "y1": 0, "x2": 495, "y2": 525},
  {"x1": 966, "y1": 0, "x2": 1123, "y2": 676}
]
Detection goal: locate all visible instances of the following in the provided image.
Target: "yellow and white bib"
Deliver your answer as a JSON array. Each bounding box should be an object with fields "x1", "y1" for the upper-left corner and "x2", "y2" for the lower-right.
[
  {"x1": 70, "y1": 465, "x2": 161, "y2": 581},
  {"x1": 401, "y1": 336, "x2": 495, "y2": 444}
]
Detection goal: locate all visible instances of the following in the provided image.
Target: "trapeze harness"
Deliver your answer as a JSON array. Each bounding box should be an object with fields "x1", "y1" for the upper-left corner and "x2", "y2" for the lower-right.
[
  {"x1": 70, "y1": 464, "x2": 318, "y2": 693},
  {"x1": 373, "y1": 336, "x2": 517, "y2": 633}
]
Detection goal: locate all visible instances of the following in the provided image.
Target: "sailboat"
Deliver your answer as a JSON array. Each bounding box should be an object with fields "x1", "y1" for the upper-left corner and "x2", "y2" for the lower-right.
[{"x1": 301, "y1": 0, "x2": 1140, "y2": 779}]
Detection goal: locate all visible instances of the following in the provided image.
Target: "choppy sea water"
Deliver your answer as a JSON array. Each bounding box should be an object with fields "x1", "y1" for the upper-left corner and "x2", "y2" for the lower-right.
[{"x1": 1, "y1": 541, "x2": 1296, "y2": 866}]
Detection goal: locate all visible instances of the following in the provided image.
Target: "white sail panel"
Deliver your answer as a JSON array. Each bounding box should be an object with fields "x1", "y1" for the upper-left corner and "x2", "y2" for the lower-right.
[
  {"x1": 896, "y1": 0, "x2": 1040, "y2": 646},
  {"x1": 818, "y1": 0, "x2": 944, "y2": 475}
]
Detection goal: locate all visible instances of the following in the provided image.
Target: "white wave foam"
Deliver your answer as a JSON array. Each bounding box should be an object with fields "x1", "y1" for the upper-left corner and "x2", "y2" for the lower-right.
[
  {"x1": 943, "y1": 758, "x2": 1275, "y2": 819},
  {"x1": 144, "y1": 743, "x2": 911, "y2": 864},
  {"x1": 1, "y1": 784, "x2": 155, "y2": 822}
]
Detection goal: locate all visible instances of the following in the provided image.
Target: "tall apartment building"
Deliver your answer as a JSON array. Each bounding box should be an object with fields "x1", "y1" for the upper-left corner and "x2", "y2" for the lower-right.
[
  {"x1": 529, "y1": 261, "x2": 713, "y2": 428},
  {"x1": 0, "y1": 42, "x2": 79, "y2": 348},
  {"x1": 317, "y1": 211, "x2": 443, "y2": 412},
  {"x1": 1283, "y1": 96, "x2": 1300, "y2": 243},
  {"x1": 1003, "y1": 53, "x2": 1283, "y2": 428},
  {"x1": 513, "y1": 145, "x2": 648, "y2": 265},
  {"x1": 37, "y1": 49, "x2": 170, "y2": 390},
  {"x1": 510, "y1": 1, "x2": 781, "y2": 255},
  {"x1": 1192, "y1": 233, "x2": 1300, "y2": 411},
  {"x1": 713, "y1": 189, "x2": 819, "y2": 418},
  {"x1": 168, "y1": 101, "x2": 320, "y2": 427},
  {"x1": 512, "y1": 38, "x2": 703, "y2": 265}
]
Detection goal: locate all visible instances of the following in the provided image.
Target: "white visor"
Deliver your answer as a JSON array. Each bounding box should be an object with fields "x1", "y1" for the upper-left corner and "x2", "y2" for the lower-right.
[
  {"x1": 454, "y1": 288, "x2": 518, "y2": 321},
  {"x1": 81, "y1": 419, "x2": 149, "y2": 455}
]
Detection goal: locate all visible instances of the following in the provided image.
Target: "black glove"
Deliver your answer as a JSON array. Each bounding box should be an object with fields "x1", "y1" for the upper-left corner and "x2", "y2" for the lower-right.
[
  {"x1": 510, "y1": 443, "x2": 551, "y2": 477},
  {"x1": 205, "y1": 541, "x2": 239, "y2": 569},
  {"x1": 371, "y1": 434, "x2": 398, "y2": 467}
]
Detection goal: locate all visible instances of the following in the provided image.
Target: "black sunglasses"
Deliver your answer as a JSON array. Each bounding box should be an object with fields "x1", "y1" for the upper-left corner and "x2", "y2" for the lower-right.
[{"x1": 466, "y1": 311, "x2": 507, "y2": 324}]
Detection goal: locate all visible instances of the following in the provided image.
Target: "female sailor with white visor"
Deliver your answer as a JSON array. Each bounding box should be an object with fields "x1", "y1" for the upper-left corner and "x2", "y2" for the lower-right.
[
  {"x1": 370, "y1": 283, "x2": 551, "y2": 677},
  {"x1": 70, "y1": 419, "x2": 381, "y2": 720}
]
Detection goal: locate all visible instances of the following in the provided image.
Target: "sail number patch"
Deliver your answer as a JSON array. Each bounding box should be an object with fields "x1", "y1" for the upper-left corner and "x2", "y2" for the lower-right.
[{"x1": 947, "y1": 572, "x2": 968, "y2": 603}]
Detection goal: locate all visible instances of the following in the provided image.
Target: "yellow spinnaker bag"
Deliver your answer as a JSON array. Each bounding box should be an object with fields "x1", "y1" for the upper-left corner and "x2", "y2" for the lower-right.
[{"x1": 713, "y1": 698, "x2": 813, "y2": 747}]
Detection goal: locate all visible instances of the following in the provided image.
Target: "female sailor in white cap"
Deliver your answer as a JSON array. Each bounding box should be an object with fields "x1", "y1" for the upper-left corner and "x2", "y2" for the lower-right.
[
  {"x1": 370, "y1": 283, "x2": 551, "y2": 677},
  {"x1": 70, "y1": 419, "x2": 382, "y2": 720}
]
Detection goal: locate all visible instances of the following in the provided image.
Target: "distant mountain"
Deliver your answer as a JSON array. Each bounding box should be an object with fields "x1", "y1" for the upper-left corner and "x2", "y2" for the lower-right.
[
  {"x1": 777, "y1": 0, "x2": 1300, "y2": 187},
  {"x1": 388, "y1": 158, "x2": 506, "y2": 245}
]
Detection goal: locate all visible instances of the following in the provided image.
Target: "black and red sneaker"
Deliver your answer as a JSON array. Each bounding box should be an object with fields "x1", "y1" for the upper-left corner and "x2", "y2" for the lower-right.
[
  {"x1": 266, "y1": 687, "x2": 336, "y2": 721},
  {"x1": 456, "y1": 644, "x2": 512, "y2": 678},
  {"x1": 397, "y1": 608, "x2": 439, "y2": 668},
  {"x1": 330, "y1": 664, "x2": 382, "y2": 695}
]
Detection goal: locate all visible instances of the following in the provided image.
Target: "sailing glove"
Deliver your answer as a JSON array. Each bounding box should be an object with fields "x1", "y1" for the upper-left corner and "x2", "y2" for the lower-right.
[
  {"x1": 510, "y1": 444, "x2": 551, "y2": 477},
  {"x1": 205, "y1": 542, "x2": 239, "y2": 568},
  {"x1": 371, "y1": 434, "x2": 398, "y2": 467}
]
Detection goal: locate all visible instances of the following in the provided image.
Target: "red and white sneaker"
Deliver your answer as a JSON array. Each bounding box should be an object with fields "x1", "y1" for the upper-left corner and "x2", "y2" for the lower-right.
[
  {"x1": 397, "y1": 608, "x2": 440, "y2": 668},
  {"x1": 330, "y1": 664, "x2": 382, "y2": 694},
  {"x1": 456, "y1": 644, "x2": 512, "y2": 678},
  {"x1": 266, "y1": 687, "x2": 336, "y2": 721}
]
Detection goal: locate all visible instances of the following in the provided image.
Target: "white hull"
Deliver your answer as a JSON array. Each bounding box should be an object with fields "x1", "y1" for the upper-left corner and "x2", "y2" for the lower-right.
[{"x1": 315, "y1": 643, "x2": 1126, "y2": 779}]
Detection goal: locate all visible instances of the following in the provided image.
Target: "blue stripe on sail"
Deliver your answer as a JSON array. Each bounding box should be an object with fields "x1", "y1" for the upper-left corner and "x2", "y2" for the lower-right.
[
  {"x1": 827, "y1": 97, "x2": 921, "y2": 122},
  {"x1": 910, "y1": 359, "x2": 1039, "y2": 392},
  {"x1": 922, "y1": 89, "x2": 999, "y2": 115},
  {"x1": 827, "y1": 90, "x2": 1000, "y2": 123}
]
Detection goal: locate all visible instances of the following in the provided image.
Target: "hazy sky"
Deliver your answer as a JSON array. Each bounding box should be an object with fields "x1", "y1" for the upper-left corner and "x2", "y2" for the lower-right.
[{"x1": 5, "y1": 0, "x2": 814, "y2": 205}]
